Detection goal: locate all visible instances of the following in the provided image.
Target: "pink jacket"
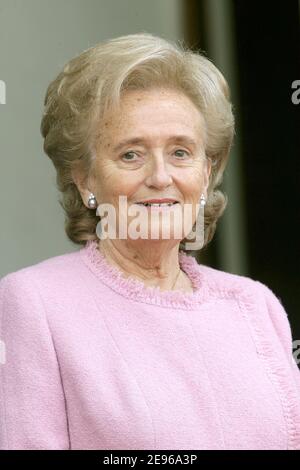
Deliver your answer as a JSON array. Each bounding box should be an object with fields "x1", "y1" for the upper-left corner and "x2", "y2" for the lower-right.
[{"x1": 1, "y1": 239, "x2": 300, "y2": 450}]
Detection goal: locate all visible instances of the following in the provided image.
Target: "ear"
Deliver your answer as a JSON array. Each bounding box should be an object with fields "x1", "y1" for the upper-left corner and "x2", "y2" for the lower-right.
[
  {"x1": 71, "y1": 165, "x2": 92, "y2": 208},
  {"x1": 203, "y1": 156, "x2": 212, "y2": 192}
]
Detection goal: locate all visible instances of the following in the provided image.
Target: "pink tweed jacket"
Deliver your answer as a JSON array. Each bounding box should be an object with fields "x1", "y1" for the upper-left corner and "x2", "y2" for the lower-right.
[{"x1": 0, "y1": 239, "x2": 300, "y2": 450}]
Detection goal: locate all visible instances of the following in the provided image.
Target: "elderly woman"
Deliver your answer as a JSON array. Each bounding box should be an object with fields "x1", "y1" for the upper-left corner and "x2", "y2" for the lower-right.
[{"x1": 0, "y1": 33, "x2": 300, "y2": 451}]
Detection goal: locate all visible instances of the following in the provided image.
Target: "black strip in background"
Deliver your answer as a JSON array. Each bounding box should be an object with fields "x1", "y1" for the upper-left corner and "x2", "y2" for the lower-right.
[
  {"x1": 0, "y1": 449, "x2": 299, "y2": 465},
  {"x1": 184, "y1": 1, "x2": 300, "y2": 341},
  {"x1": 232, "y1": 0, "x2": 300, "y2": 338}
]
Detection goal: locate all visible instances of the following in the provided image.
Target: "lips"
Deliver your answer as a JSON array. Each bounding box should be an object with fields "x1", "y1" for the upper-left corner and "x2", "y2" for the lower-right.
[
  {"x1": 136, "y1": 202, "x2": 179, "y2": 208},
  {"x1": 136, "y1": 198, "x2": 179, "y2": 204}
]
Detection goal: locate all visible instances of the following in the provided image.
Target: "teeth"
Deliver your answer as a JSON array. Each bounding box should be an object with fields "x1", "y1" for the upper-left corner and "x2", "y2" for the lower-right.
[{"x1": 139, "y1": 202, "x2": 176, "y2": 207}]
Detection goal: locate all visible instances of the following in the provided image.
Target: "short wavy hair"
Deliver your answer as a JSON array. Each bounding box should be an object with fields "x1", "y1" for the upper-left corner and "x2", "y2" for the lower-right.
[{"x1": 40, "y1": 32, "x2": 235, "y2": 251}]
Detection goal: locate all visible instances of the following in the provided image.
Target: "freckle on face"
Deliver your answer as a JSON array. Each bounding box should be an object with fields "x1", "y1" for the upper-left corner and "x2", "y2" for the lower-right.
[
  {"x1": 93, "y1": 88, "x2": 208, "y2": 216},
  {"x1": 97, "y1": 90, "x2": 206, "y2": 157}
]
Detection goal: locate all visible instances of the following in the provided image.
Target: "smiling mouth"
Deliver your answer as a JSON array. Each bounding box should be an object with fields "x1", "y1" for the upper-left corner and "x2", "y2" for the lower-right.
[{"x1": 135, "y1": 202, "x2": 180, "y2": 207}]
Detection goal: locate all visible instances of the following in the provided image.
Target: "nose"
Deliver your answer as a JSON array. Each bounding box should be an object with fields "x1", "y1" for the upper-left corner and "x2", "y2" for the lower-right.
[{"x1": 145, "y1": 154, "x2": 173, "y2": 189}]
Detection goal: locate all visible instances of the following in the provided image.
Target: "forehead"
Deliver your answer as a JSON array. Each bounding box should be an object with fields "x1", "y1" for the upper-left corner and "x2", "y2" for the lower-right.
[{"x1": 100, "y1": 88, "x2": 206, "y2": 141}]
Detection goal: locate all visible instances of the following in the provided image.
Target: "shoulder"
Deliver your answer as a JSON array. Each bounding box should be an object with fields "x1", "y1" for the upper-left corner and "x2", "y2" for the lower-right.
[
  {"x1": 0, "y1": 247, "x2": 95, "y2": 339},
  {"x1": 195, "y1": 261, "x2": 261, "y2": 300},
  {"x1": 197, "y1": 261, "x2": 283, "y2": 301},
  {"x1": 199, "y1": 262, "x2": 287, "y2": 313},
  {"x1": 1, "y1": 246, "x2": 82, "y2": 281},
  {"x1": 0, "y1": 247, "x2": 84, "y2": 307},
  {"x1": 198, "y1": 262, "x2": 293, "y2": 357}
]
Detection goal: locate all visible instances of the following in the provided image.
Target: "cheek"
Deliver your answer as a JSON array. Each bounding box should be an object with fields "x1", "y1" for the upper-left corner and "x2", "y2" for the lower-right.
[
  {"x1": 173, "y1": 167, "x2": 203, "y2": 199},
  {"x1": 95, "y1": 162, "x2": 143, "y2": 200}
]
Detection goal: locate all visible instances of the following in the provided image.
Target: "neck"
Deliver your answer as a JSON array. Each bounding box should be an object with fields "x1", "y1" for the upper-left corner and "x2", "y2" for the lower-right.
[{"x1": 97, "y1": 238, "x2": 191, "y2": 292}]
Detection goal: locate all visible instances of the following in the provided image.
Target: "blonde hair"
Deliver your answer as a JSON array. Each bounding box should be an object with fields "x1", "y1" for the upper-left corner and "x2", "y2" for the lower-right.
[{"x1": 41, "y1": 32, "x2": 235, "y2": 250}]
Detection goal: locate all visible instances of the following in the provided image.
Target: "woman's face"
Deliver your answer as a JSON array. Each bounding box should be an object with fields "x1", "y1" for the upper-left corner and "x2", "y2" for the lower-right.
[{"x1": 87, "y1": 87, "x2": 211, "y2": 243}]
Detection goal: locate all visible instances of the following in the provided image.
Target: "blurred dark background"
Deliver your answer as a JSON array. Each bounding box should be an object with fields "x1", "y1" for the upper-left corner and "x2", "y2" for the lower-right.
[{"x1": 184, "y1": 0, "x2": 300, "y2": 347}]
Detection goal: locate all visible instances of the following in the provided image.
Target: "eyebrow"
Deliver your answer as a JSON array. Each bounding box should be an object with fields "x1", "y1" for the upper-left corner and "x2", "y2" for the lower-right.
[{"x1": 112, "y1": 135, "x2": 198, "y2": 153}]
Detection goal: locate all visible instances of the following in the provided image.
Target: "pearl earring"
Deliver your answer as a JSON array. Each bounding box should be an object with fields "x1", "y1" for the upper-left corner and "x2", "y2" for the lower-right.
[
  {"x1": 200, "y1": 193, "x2": 206, "y2": 207},
  {"x1": 87, "y1": 193, "x2": 97, "y2": 209}
]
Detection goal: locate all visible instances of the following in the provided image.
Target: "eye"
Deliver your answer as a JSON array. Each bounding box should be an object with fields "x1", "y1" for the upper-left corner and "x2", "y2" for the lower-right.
[
  {"x1": 121, "y1": 151, "x2": 138, "y2": 162},
  {"x1": 173, "y1": 149, "x2": 190, "y2": 158}
]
